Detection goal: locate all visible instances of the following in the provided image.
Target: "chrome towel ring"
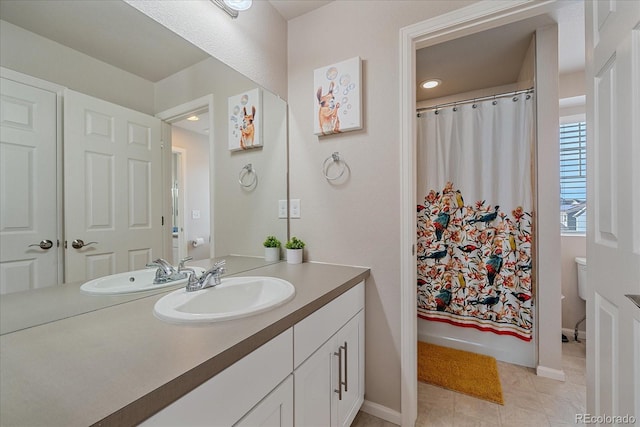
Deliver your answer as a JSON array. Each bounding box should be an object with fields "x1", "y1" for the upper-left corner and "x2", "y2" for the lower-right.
[
  {"x1": 239, "y1": 163, "x2": 258, "y2": 188},
  {"x1": 322, "y1": 152, "x2": 347, "y2": 181}
]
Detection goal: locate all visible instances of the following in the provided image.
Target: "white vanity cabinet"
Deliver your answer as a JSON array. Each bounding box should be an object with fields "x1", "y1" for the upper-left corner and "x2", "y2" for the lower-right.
[
  {"x1": 141, "y1": 329, "x2": 293, "y2": 427},
  {"x1": 141, "y1": 281, "x2": 364, "y2": 427},
  {"x1": 294, "y1": 282, "x2": 365, "y2": 427},
  {"x1": 235, "y1": 375, "x2": 294, "y2": 427}
]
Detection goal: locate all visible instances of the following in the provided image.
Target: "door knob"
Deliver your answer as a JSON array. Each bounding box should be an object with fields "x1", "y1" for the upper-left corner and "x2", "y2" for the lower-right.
[
  {"x1": 71, "y1": 239, "x2": 98, "y2": 249},
  {"x1": 28, "y1": 240, "x2": 54, "y2": 250}
]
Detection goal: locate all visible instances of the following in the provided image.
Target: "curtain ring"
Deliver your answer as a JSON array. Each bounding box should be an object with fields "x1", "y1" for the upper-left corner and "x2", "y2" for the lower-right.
[
  {"x1": 453, "y1": 103, "x2": 458, "y2": 112},
  {"x1": 492, "y1": 95, "x2": 497, "y2": 106},
  {"x1": 322, "y1": 152, "x2": 347, "y2": 181},
  {"x1": 239, "y1": 163, "x2": 257, "y2": 188},
  {"x1": 472, "y1": 99, "x2": 477, "y2": 109}
]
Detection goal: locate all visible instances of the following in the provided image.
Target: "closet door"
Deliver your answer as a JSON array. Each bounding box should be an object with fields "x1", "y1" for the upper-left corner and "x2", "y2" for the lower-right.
[{"x1": 0, "y1": 78, "x2": 58, "y2": 293}]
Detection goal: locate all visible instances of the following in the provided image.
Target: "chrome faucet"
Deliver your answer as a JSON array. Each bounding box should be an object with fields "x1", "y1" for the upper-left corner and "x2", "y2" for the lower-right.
[
  {"x1": 146, "y1": 257, "x2": 191, "y2": 284},
  {"x1": 184, "y1": 260, "x2": 226, "y2": 292}
]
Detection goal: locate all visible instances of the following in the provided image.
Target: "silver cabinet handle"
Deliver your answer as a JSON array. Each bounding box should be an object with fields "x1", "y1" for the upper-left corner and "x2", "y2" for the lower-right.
[
  {"x1": 334, "y1": 347, "x2": 343, "y2": 400},
  {"x1": 28, "y1": 240, "x2": 53, "y2": 250},
  {"x1": 343, "y1": 341, "x2": 348, "y2": 393},
  {"x1": 71, "y1": 239, "x2": 98, "y2": 249},
  {"x1": 334, "y1": 342, "x2": 348, "y2": 400}
]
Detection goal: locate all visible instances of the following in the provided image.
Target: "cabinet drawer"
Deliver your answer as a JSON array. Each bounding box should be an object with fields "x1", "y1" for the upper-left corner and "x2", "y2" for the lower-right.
[
  {"x1": 294, "y1": 281, "x2": 364, "y2": 368},
  {"x1": 142, "y1": 328, "x2": 293, "y2": 426}
]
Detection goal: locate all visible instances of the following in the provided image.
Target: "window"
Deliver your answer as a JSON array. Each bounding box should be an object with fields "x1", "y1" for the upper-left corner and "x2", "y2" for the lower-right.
[{"x1": 560, "y1": 121, "x2": 586, "y2": 234}]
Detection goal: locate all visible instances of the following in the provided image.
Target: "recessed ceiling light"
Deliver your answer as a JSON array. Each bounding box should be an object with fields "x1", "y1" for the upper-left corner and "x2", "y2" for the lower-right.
[
  {"x1": 187, "y1": 115, "x2": 199, "y2": 121},
  {"x1": 421, "y1": 79, "x2": 441, "y2": 89}
]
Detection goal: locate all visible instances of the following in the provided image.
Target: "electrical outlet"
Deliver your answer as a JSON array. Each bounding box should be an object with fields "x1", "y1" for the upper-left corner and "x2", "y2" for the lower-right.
[
  {"x1": 278, "y1": 200, "x2": 288, "y2": 218},
  {"x1": 290, "y1": 199, "x2": 301, "y2": 218}
]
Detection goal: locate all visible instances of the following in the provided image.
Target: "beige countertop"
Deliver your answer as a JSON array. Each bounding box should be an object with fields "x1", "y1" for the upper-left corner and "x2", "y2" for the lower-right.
[{"x1": 0, "y1": 262, "x2": 369, "y2": 427}]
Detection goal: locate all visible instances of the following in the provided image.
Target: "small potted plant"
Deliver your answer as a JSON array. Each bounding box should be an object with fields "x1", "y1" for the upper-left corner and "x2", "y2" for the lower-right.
[
  {"x1": 263, "y1": 235, "x2": 281, "y2": 262},
  {"x1": 285, "y1": 237, "x2": 305, "y2": 264}
]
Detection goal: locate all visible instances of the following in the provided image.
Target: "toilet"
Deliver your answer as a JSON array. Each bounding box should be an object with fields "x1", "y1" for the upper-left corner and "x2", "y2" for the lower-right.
[{"x1": 574, "y1": 257, "x2": 587, "y2": 341}]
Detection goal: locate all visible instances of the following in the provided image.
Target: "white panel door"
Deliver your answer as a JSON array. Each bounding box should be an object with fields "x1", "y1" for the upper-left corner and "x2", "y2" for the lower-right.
[
  {"x1": 585, "y1": 0, "x2": 640, "y2": 420},
  {"x1": 64, "y1": 89, "x2": 162, "y2": 283},
  {"x1": 0, "y1": 78, "x2": 58, "y2": 294}
]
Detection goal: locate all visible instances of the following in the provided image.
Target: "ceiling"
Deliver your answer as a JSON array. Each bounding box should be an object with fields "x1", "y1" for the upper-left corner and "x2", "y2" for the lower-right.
[
  {"x1": 0, "y1": 0, "x2": 209, "y2": 82},
  {"x1": 173, "y1": 112, "x2": 211, "y2": 136},
  {"x1": 1, "y1": 0, "x2": 585, "y2": 100},
  {"x1": 416, "y1": 1, "x2": 585, "y2": 101},
  {"x1": 269, "y1": 0, "x2": 333, "y2": 21},
  {"x1": 267, "y1": 0, "x2": 585, "y2": 102}
]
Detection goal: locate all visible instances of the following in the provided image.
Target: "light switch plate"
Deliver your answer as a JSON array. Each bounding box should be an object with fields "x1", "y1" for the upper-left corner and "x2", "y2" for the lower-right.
[
  {"x1": 191, "y1": 210, "x2": 200, "y2": 219},
  {"x1": 278, "y1": 200, "x2": 287, "y2": 218},
  {"x1": 290, "y1": 199, "x2": 301, "y2": 218}
]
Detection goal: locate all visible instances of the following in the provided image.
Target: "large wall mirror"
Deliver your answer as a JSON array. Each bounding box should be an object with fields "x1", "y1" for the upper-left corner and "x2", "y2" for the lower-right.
[{"x1": 0, "y1": 0, "x2": 288, "y2": 334}]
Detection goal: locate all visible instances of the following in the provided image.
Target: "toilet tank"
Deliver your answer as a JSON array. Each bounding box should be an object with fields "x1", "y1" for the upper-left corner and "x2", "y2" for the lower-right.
[{"x1": 575, "y1": 257, "x2": 587, "y2": 301}]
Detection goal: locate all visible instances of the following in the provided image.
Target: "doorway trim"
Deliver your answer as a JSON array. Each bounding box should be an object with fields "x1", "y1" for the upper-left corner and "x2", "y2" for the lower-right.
[
  {"x1": 398, "y1": 1, "x2": 558, "y2": 425},
  {"x1": 157, "y1": 95, "x2": 215, "y2": 261}
]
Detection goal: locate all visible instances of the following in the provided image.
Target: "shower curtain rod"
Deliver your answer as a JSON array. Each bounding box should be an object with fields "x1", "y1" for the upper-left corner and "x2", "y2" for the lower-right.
[{"x1": 416, "y1": 87, "x2": 534, "y2": 114}]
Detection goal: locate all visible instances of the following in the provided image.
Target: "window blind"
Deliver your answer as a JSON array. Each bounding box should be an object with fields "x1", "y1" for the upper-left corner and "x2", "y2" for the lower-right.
[{"x1": 560, "y1": 122, "x2": 587, "y2": 233}]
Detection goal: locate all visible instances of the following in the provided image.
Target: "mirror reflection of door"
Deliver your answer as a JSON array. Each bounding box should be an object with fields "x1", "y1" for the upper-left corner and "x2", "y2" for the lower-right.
[
  {"x1": 63, "y1": 89, "x2": 163, "y2": 283},
  {"x1": 171, "y1": 149, "x2": 186, "y2": 263},
  {"x1": 170, "y1": 110, "x2": 211, "y2": 263},
  {"x1": 0, "y1": 77, "x2": 60, "y2": 294}
]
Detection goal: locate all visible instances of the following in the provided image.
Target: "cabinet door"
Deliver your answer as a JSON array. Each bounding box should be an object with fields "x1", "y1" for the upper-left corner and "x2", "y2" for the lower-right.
[
  {"x1": 235, "y1": 375, "x2": 293, "y2": 427},
  {"x1": 294, "y1": 337, "x2": 335, "y2": 427},
  {"x1": 336, "y1": 310, "x2": 365, "y2": 427}
]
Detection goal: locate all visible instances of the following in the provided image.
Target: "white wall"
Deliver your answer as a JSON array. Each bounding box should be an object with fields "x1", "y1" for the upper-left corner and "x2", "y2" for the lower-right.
[
  {"x1": 124, "y1": 0, "x2": 288, "y2": 99},
  {"x1": 559, "y1": 70, "x2": 586, "y2": 334},
  {"x1": 286, "y1": 0, "x2": 476, "y2": 414},
  {"x1": 155, "y1": 58, "x2": 288, "y2": 258},
  {"x1": 561, "y1": 236, "x2": 586, "y2": 332},
  {"x1": 0, "y1": 20, "x2": 154, "y2": 114},
  {"x1": 534, "y1": 23, "x2": 563, "y2": 379},
  {"x1": 171, "y1": 127, "x2": 211, "y2": 261}
]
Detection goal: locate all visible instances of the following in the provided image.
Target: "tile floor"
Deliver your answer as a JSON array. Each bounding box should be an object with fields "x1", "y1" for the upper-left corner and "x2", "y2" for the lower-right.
[{"x1": 352, "y1": 339, "x2": 587, "y2": 427}]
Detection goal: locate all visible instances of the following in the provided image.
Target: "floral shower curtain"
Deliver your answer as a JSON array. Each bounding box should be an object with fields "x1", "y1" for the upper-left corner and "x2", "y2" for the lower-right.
[{"x1": 416, "y1": 94, "x2": 535, "y2": 341}]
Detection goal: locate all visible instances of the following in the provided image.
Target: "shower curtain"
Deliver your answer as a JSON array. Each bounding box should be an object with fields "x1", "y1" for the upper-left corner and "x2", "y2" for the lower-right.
[{"x1": 416, "y1": 94, "x2": 534, "y2": 342}]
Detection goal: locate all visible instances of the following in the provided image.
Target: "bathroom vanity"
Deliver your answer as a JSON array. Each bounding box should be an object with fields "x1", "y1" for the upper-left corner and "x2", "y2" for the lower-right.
[{"x1": 0, "y1": 261, "x2": 369, "y2": 426}]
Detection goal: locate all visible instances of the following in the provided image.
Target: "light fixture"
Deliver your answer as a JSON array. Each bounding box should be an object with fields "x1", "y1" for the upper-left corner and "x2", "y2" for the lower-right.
[
  {"x1": 210, "y1": 0, "x2": 252, "y2": 19},
  {"x1": 421, "y1": 79, "x2": 442, "y2": 89},
  {"x1": 224, "y1": 0, "x2": 252, "y2": 11},
  {"x1": 186, "y1": 115, "x2": 200, "y2": 121}
]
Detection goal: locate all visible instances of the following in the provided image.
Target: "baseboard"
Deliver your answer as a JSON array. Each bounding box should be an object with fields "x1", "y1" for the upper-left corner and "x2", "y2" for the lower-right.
[
  {"x1": 361, "y1": 400, "x2": 402, "y2": 426},
  {"x1": 562, "y1": 327, "x2": 586, "y2": 341},
  {"x1": 536, "y1": 365, "x2": 566, "y2": 381}
]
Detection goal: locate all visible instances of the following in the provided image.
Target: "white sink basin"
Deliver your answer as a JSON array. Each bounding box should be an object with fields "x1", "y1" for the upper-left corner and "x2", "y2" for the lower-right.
[
  {"x1": 153, "y1": 276, "x2": 296, "y2": 324},
  {"x1": 80, "y1": 267, "x2": 206, "y2": 295}
]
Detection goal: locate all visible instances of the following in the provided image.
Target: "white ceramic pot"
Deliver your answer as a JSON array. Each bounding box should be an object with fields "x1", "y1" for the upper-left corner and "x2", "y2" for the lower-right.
[
  {"x1": 286, "y1": 248, "x2": 303, "y2": 264},
  {"x1": 264, "y1": 247, "x2": 280, "y2": 262}
]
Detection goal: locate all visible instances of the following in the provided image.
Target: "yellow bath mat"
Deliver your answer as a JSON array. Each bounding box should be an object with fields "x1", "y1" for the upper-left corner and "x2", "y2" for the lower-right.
[{"x1": 417, "y1": 341, "x2": 504, "y2": 405}]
